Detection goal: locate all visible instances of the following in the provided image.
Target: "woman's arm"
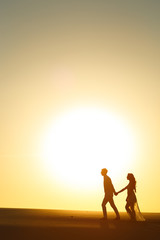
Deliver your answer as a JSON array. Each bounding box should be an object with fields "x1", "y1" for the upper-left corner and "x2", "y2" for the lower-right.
[{"x1": 116, "y1": 185, "x2": 128, "y2": 195}]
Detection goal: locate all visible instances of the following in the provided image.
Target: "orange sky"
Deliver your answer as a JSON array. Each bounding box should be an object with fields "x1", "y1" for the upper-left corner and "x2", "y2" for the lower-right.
[{"x1": 0, "y1": 0, "x2": 160, "y2": 212}]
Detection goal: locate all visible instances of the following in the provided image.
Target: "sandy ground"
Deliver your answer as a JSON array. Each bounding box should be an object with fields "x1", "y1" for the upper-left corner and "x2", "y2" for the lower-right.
[{"x1": 0, "y1": 208, "x2": 159, "y2": 240}]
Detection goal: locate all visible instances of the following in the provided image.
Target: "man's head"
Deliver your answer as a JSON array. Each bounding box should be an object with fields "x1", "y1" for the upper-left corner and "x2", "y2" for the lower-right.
[{"x1": 101, "y1": 168, "x2": 108, "y2": 176}]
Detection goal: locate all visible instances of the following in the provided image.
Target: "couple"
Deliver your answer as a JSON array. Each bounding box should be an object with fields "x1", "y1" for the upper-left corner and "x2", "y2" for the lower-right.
[{"x1": 101, "y1": 168, "x2": 142, "y2": 221}]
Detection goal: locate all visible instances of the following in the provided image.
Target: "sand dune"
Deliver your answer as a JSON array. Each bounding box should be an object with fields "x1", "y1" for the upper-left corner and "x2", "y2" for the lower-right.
[{"x1": 0, "y1": 208, "x2": 159, "y2": 240}]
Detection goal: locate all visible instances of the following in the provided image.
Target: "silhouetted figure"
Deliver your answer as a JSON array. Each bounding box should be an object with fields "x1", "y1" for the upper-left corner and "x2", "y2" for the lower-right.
[
  {"x1": 101, "y1": 168, "x2": 120, "y2": 220},
  {"x1": 116, "y1": 173, "x2": 136, "y2": 220},
  {"x1": 116, "y1": 173, "x2": 145, "y2": 221}
]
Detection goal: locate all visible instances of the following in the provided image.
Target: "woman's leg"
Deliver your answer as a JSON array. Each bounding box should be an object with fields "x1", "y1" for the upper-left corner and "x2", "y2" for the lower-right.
[
  {"x1": 130, "y1": 203, "x2": 136, "y2": 220},
  {"x1": 125, "y1": 202, "x2": 133, "y2": 219}
]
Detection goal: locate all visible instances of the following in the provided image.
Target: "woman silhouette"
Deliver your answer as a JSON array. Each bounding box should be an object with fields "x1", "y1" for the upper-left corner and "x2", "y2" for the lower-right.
[{"x1": 116, "y1": 173, "x2": 145, "y2": 221}]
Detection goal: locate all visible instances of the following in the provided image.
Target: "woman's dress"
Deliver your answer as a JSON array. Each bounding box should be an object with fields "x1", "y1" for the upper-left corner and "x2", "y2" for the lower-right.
[{"x1": 127, "y1": 184, "x2": 145, "y2": 221}]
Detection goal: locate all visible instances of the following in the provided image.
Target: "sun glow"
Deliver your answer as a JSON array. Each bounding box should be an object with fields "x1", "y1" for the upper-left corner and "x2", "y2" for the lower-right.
[{"x1": 41, "y1": 107, "x2": 136, "y2": 190}]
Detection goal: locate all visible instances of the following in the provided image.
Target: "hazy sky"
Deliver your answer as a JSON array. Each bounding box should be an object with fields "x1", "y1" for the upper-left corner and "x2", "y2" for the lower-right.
[{"x1": 0, "y1": 0, "x2": 160, "y2": 212}]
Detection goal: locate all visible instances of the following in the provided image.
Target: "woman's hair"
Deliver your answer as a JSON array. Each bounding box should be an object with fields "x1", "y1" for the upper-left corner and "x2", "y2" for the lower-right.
[{"x1": 128, "y1": 173, "x2": 136, "y2": 192}]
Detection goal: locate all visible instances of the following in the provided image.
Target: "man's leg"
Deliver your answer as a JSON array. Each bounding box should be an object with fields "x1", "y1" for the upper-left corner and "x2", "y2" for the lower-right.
[
  {"x1": 102, "y1": 197, "x2": 108, "y2": 219},
  {"x1": 109, "y1": 198, "x2": 120, "y2": 219}
]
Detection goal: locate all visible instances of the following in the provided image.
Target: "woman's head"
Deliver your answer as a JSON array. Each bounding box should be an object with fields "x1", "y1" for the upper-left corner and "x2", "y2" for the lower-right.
[{"x1": 127, "y1": 173, "x2": 136, "y2": 191}]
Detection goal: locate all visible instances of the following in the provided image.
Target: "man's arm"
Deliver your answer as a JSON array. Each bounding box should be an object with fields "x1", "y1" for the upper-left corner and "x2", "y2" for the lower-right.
[{"x1": 110, "y1": 179, "x2": 116, "y2": 195}]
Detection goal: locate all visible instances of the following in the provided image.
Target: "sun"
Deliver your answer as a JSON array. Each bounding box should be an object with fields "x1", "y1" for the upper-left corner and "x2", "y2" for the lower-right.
[{"x1": 41, "y1": 107, "x2": 136, "y2": 190}]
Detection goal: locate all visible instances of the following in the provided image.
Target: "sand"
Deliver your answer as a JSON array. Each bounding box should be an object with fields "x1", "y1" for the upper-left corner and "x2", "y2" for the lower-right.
[{"x1": 0, "y1": 208, "x2": 159, "y2": 240}]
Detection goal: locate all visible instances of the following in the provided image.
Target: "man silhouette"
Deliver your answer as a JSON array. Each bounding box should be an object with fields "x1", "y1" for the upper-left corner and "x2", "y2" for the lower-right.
[{"x1": 101, "y1": 168, "x2": 120, "y2": 220}]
